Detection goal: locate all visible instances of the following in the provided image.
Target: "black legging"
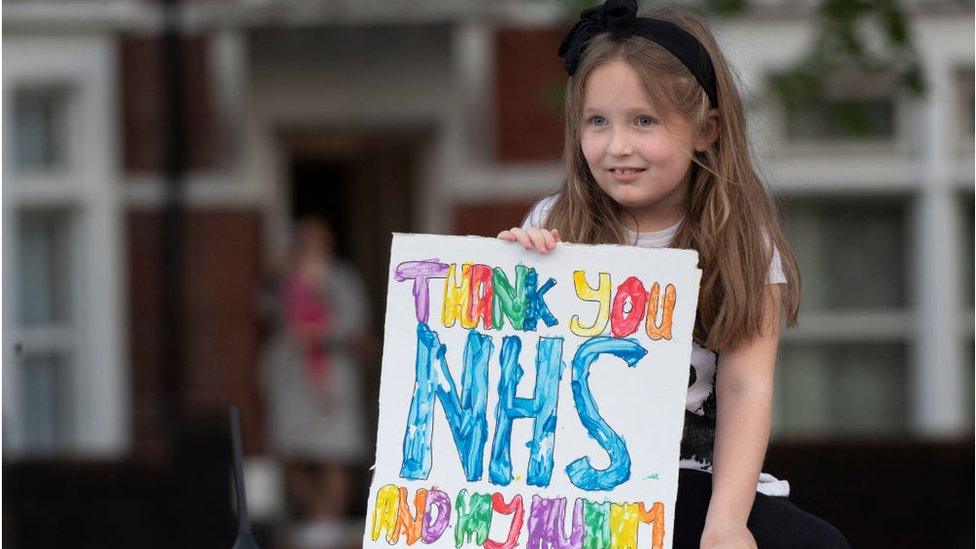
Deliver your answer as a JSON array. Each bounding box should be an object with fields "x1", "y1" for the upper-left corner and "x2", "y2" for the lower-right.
[{"x1": 674, "y1": 469, "x2": 851, "y2": 549}]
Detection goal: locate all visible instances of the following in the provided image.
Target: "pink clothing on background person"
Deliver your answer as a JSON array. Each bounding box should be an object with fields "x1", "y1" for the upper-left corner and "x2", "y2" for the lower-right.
[{"x1": 284, "y1": 273, "x2": 332, "y2": 387}]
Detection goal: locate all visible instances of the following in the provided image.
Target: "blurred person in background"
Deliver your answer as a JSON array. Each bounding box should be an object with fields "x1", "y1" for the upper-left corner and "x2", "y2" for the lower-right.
[{"x1": 261, "y1": 216, "x2": 371, "y2": 548}]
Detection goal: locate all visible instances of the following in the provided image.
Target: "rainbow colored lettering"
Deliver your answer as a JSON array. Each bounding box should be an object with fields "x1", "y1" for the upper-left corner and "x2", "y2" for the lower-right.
[{"x1": 370, "y1": 485, "x2": 665, "y2": 549}]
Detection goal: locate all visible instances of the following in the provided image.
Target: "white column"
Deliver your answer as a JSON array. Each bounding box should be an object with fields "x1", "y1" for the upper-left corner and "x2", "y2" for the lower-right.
[
  {"x1": 453, "y1": 20, "x2": 494, "y2": 166},
  {"x1": 421, "y1": 22, "x2": 494, "y2": 234},
  {"x1": 912, "y1": 59, "x2": 963, "y2": 437},
  {"x1": 76, "y1": 35, "x2": 129, "y2": 457},
  {"x1": 212, "y1": 28, "x2": 247, "y2": 169}
]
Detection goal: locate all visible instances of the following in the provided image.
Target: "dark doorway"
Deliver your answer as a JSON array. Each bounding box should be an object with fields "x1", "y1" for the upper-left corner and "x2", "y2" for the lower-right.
[
  {"x1": 285, "y1": 131, "x2": 424, "y2": 337},
  {"x1": 290, "y1": 160, "x2": 353, "y2": 260}
]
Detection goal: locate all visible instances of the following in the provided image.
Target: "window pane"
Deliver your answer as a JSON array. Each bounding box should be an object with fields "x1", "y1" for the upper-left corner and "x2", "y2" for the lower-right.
[
  {"x1": 785, "y1": 98, "x2": 896, "y2": 142},
  {"x1": 960, "y1": 196, "x2": 974, "y2": 309},
  {"x1": 14, "y1": 86, "x2": 69, "y2": 171},
  {"x1": 956, "y1": 67, "x2": 975, "y2": 141},
  {"x1": 963, "y1": 340, "x2": 974, "y2": 430},
  {"x1": 774, "y1": 343, "x2": 908, "y2": 437},
  {"x1": 21, "y1": 351, "x2": 72, "y2": 452},
  {"x1": 18, "y1": 210, "x2": 73, "y2": 326},
  {"x1": 781, "y1": 199, "x2": 907, "y2": 310}
]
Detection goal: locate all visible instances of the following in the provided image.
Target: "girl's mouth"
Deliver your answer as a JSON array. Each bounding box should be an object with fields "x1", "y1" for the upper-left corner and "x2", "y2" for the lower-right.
[{"x1": 609, "y1": 168, "x2": 646, "y2": 182}]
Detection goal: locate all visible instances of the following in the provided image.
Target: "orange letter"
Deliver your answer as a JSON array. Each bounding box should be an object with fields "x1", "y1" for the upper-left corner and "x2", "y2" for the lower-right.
[
  {"x1": 392, "y1": 487, "x2": 427, "y2": 545},
  {"x1": 638, "y1": 501, "x2": 665, "y2": 549},
  {"x1": 645, "y1": 283, "x2": 676, "y2": 340}
]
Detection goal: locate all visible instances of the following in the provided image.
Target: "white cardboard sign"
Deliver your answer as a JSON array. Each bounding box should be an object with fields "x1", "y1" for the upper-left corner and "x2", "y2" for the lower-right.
[{"x1": 365, "y1": 234, "x2": 701, "y2": 549}]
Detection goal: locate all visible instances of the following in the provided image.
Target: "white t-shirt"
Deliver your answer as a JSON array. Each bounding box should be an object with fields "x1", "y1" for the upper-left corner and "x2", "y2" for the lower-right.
[{"x1": 523, "y1": 195, "x2": 790, "y2": 497}]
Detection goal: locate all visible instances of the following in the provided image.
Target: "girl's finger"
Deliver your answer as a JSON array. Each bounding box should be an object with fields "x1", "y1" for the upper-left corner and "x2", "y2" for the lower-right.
[
  {"x1": 542, "y1": 228, "x2": 556, "y2": 250},
  {"x1": 551, "y1": 228, "x2": 561, "y2": 243},
  {"x1": 497, "y1": 230, "x2": 516, "y2": 241},
  {"x1": 509, "y1": 227, "x2": 534, "y2": 250},
  {"x1": 527, "y1": 229, "x2": 549, "y2": 254}
]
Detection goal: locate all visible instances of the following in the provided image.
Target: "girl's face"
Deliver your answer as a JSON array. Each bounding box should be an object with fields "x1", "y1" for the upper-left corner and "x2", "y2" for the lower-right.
[{"x1": 580, "y1": 59, "x2": 707, "y2": 230}]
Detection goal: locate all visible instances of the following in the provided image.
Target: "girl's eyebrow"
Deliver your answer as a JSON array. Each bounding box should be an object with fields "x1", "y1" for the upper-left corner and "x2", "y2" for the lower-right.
[{"x1": 583, "y1": 107, "x2": 655, "y2": 116}]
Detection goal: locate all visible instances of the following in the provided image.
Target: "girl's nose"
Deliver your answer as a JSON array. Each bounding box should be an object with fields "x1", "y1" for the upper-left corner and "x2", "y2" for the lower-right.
[{"x1": 608, "y1": 130, "x2": 634, "y2": 157}]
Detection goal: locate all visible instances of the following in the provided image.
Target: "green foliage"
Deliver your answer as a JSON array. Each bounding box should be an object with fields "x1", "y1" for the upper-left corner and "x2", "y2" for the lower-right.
[
  {"x1": 768, "y1": 0, "x2": 923, "y2": 135},
  {"x1": 701, "y1": 0, "x2": 749, "y2": 17}
]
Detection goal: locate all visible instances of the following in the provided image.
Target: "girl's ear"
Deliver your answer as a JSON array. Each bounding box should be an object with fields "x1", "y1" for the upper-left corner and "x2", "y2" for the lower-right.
[{"x1": 693, "y1": 108, "x2": 720, "y2": 152}]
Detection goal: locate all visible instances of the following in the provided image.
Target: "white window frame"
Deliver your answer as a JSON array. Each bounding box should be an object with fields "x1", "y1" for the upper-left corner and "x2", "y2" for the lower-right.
[
  {"x1": 771, "y1": 196, "x2": 914, "y2": 439},
  {"x1": 765, "y1": 70, "x2": 915, "y2": 158},
  {"x1": 3, "y1": 35, "x2": 129, "y2": 458}
]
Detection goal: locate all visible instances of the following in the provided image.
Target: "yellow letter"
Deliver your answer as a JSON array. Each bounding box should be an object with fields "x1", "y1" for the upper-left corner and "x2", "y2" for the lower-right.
[
  {"x1": 645, "y1": 283, "x2": 676, "y2": 341},
  {"x1": 442, "y1": 264, "x2": 476, "y2": 329},
  {"x1": 569, "y1": 270, "x2": 611, "y2": 337},
  {"x1": 371, "y1": 484, "x2": 401, "y2": 542},
  {"x1": 609, "y1": 501, "x2": 665, "y2": 549}
]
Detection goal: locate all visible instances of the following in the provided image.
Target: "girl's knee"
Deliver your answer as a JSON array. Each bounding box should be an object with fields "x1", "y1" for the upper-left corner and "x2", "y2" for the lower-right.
[
  {"x1": 802, "y1": 519, "x2": 851, "y2": 549},
  {"x1": 751, "y1": 496, "x2": 850, "y2": 549}
]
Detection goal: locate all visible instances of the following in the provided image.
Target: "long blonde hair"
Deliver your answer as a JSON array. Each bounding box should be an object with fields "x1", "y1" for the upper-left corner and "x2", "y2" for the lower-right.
[{"x1": 545, "y1": 7, "x2": 800, "y2": 350}]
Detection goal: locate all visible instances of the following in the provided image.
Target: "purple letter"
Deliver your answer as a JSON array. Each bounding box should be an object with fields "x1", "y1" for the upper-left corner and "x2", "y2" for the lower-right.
[
  {"x1": 421, "y1": 488, "x2": 451, "y2": 543},
  {"x1": 527, "y1": 496, "x2": 584, "y2": 549},
  {"x1": 395, "y1": 259, "x2": 450, "y2": 323}
]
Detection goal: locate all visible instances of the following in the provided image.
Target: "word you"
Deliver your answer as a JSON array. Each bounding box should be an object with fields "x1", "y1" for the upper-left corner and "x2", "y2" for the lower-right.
[{"x1": 370, "y1": 484, "x2": 665, "y2": 549}]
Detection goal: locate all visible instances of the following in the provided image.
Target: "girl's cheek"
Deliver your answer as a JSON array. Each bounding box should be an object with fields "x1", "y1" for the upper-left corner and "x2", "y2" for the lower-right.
[
  {"x1": 640, "y1": 138, "x2": 677, "y2": 163},
  {"x1": 580, "y1": 134, "x2": 606, "y2": 164}
]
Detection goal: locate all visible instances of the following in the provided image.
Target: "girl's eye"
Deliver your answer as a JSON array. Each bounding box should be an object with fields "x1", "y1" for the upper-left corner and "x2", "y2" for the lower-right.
[
  {"x1": 588, "y1": 115, "x2": 607, "y2": 127},
  {"x1": 636, "y1": 115, "x2": 656, "y2": 127}
]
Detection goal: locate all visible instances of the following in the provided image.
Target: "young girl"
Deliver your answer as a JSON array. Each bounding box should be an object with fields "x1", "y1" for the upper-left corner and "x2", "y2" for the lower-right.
[{"x1": 498, "y1": 1, "x2": 850, "y2": 547}]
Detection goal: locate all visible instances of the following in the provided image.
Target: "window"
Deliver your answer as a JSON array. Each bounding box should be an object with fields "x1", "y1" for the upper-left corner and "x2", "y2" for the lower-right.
[
  {"x1": 18, "y1": 210, "x2": 74, "y2": 327},
  {"x1": 770, "y1": 71, "x2": 902, "y2": 147},
  {"x1": 783, "y1": 198, "x2": 907, "y2": 310},
  {"x1": 10, "y1": 212, "x2": 80, "y2": 454},
  {"x1": 775, "y1": 343, "x2": 909, "y2": 436},
  {"x1": 20, "y1": 351, "x2": 73, "y2": 451},
  {"x1": 4, "y1": 35, "x2": 126, "y2": 458},
  {"x1": 773, "y1": 198, "x2": 910, "y2": 438},
  {"x1": 960, "y1": 195, "x2": 974, "y2": 309},
  {"x1": 960, "y1": 196, "x2": 974, "y2": 429},
  {"x1": 785, "y1": 97, "x2": 897, "y2": 142},
  {"x1": 14, "y1": 86, "x2": 70, "y2": 172},
  {"x1": 955, "y1": 67, "x2": 974, "y2": 147},
  {"x1": 963, "y1": 339, "x2": 974, "y2": 430}
]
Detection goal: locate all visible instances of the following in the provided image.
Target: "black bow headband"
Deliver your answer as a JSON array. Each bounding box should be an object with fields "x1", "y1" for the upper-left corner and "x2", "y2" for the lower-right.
[{"x1": 558, "y1": 0, "x2": 719, "y2": 108}]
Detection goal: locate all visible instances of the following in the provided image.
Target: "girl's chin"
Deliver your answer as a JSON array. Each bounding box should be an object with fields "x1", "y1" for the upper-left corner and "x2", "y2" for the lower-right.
[{"x1": 607, "y1": 191, "x2": 659, "y2": 210}]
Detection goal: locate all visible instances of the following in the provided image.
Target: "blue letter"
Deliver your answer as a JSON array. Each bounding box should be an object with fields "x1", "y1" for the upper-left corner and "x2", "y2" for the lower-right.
[
  {"x1": 489, "y1": 336, "x2": 565, "y2": 487},
  {"x1": 523, "y1": 269, "x2": 558, "y2": 331},
  {"x1": 566, "y1": 337, "x2": 646, "y2": 491},
  {"x1": 400, "y1": 323, "x2": 492, "y2": 481}
]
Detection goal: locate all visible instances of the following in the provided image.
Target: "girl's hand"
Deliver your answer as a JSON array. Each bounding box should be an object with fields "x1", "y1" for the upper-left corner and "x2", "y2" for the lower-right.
[
  {"x1": 497, "y1": 227, "x2": 561, "y2": 255},
  {"x1": 700, "y1": 520, "x2": 757, "y2": 549}
]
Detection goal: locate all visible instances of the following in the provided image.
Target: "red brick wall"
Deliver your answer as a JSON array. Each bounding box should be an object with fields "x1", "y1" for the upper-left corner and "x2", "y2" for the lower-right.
[
  {"x1": 120, "y1": 34, "x2": 217, "y2": 174},
  {"x1": 494, "y1": 27, "x2": 569, "y2": 162},
  {"x1": 453, "y1": 200, "x2": 539, "y2": 237},
  {"x1": 128, "y1": 210, "x2": 263, "y2": 457}
]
